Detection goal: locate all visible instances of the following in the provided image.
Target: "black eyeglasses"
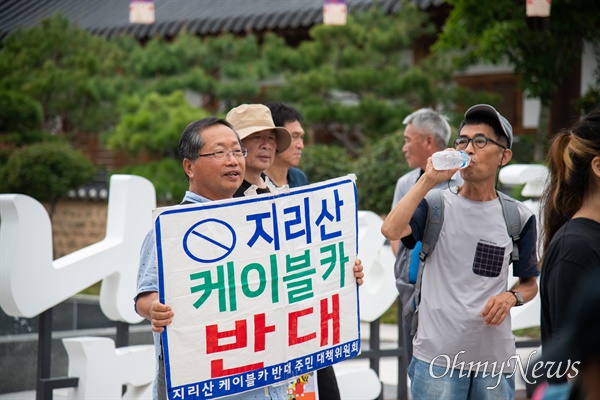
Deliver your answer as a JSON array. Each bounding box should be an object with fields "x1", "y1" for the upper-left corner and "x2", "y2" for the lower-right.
[
  {"x1": 454, "y1": 135, "x2": 506, "y2": 150},
  {"x1": 197, "y1": 148, "x2": 247, "y2": 160}
]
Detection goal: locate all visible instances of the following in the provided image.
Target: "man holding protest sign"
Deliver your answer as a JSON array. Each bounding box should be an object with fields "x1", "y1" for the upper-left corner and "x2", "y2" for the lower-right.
[{"x1": 135, "y1": 117, "x2": 364, "y2": 400}]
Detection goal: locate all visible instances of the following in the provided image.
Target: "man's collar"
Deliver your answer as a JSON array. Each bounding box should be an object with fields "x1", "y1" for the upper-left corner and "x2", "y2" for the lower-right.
[{"x1": 183, "y1": 191, "x2": 211, "y2": 204}]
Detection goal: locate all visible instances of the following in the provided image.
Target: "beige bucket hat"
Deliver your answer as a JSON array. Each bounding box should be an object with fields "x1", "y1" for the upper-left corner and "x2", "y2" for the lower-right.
[{"x1": 226, "y1": 104, "x2": 292, "y2": 153}]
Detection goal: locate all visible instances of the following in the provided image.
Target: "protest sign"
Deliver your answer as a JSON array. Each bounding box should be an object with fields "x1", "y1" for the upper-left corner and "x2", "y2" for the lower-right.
[{"x1": 154, "y1": 175, "x2": 360, "y2": 399}]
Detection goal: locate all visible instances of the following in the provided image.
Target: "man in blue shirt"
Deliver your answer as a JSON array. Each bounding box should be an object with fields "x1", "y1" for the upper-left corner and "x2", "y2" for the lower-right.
[{"x1": 135, "y1": 117, "x2": 364, "y2": 400}]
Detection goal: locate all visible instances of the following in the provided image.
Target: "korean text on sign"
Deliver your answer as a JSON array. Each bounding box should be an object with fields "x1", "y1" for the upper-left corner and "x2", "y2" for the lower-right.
[{"x1": 154, "y1": 175, "x2": 360, "y2": 399}]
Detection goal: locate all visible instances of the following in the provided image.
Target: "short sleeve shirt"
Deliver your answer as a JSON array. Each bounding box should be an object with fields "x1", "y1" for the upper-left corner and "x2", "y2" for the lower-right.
[{"x1": 403, "y1": 189, "x2": 538, "y2": 373}]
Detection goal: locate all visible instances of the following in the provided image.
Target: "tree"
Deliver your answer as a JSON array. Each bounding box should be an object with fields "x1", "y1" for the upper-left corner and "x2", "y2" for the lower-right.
[
  {"x1": 104, "y1": 31, "x2": 286, "y2": 200},
  {"x1": 0, "y1": 142, "x2": 96, "y2": 218},
  {"x1": 300, "y1": 144, "x2": 354, "y2": 185},
  {"x1": 0, "y1": 90, "x2": 43, "y2": 133},
  {"x1": 124, "y1": 31, "x2": 271, "y2": 111},
  {"x1": 106, "y1": 91, "x2": 210, "y2": 203},
  {"x1": 354, "y1": 132, "x2": 409, "y2": 215},
  {"x1": 434, "y1": 0, "x2": 600, "y2": 161},
  {"x1": 262, "y1": 5, "x2": 463, "y2": 155},
  {"x1": 0, "y1": 90, "x2": 46, "y2": 164},
  {"x1": 107, "y1": 91, "x2": 209, "y2": 159},
  {"x1": 0, "y1": 15, "x2": 130, "y2": 137}
]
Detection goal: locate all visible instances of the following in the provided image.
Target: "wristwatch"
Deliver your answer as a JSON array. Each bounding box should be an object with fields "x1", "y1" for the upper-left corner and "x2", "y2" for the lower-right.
[{"x1": 508, "y1": 290, "x2": 524, "y2": 306}]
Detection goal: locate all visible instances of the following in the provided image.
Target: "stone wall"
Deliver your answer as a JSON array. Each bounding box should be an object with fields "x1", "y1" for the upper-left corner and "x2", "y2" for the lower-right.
[{"x1": 45, "y1": 199, "x2": 108, "y2": 259}]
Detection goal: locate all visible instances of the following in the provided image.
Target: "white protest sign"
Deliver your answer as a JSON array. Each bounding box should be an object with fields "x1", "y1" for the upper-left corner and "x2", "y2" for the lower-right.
[
  {"x1": 0, "y1": 174, "x2": 155, "y2": 322},
  {"x1": 154, "y1": 176, "x2": 360, "y2": 399}
]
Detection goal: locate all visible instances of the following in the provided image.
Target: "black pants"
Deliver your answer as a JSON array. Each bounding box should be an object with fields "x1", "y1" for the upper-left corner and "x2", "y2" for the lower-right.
[
  {"x1": 158, "y1": 352, "x2": 167, "y2": 400},
  {"x1": 317, "y1": 366, "x2": 341, "y2": 400}
]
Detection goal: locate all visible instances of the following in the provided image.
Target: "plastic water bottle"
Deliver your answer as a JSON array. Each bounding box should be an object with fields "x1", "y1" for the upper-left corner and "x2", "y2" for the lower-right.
[{"x1": 432, "y1": 150, "x2": 471, "y2": 170}]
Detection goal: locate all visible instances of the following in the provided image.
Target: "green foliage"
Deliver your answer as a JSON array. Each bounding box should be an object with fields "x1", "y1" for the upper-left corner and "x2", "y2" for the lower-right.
[
  {"x1": 0, "y1": 142, "x2": 95, "y2": 210},
  {"x1": 1, "y1": 5, "x2": 545, "y2": 212},
  {"x1": 446, "y1": 86, "x2": 502, "y2": 127},
  {"x1": 0, "y1": 91, "x2": 43, "y2": 132},
  {"x1": 433, "y1": 0, "x2": 600, "y2": 161},
  {"x1": 507, "y1": 183, "x2": 527, "y2": 202},
  {"x1": 125, "y1": 32, "x2": 268, "y2": 107},
  {"x1": 107, "y1": 91, "x2": 209, "y2": 158},
  {"x1": 513, "y1": 327, "x2": 541, "y2": 339},
  {"x1": 263, "y1": 6, "x2": 462, "y2": 152},
  {"x1": 113, "y1": 158, "x2": 186, "y2": 204},
  {"x1": 300, "y1": 145, "x2": 354, "y2": 185},
  {"x1": 0, "y1": 131, "x2": 64, "y2": 166},
  {"x1": 510, "y1": 134, "x2": 537, "y2": 165},
  {"x1": 274, "y1": 130, "x2": 410, "y2": 216},
  {"x1": 354, "y1": 132, "x2": 409, "y2": 215},
  {"x1": 381, "y1": 299, "x2": 399, "y2": 325},
  {"x1": 0, "y1": 14, "x2": 127, "y2": 136},
  {"x1": 435, "y1": 0, "x2": 600, "y2": 104},
  {"x1": 575, "y1": 85, "x2": 600, "y2": 116}
]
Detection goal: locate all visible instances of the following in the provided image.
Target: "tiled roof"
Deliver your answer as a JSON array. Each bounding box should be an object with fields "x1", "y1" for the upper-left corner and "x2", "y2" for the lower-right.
[{"x1": 0, "y1": 0, "x2": 444, "y2": 40}]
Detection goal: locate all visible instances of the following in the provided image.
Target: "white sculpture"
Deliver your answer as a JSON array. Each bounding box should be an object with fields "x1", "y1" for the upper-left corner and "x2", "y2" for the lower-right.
[
  {"x1": 0, "y1": 175, "x2": 157, "y2": 398},
  {"x1": 0, "y1": 175, "x2": 155, "y2": 323},
  {"x1": 62, "y1": 337, "x2": 154, "y2": 399},
  {"x1": 1, "y1": 175, "x2": 391, "y2": 399},
  {"x1": 356, "y1": 211, "x2": 398, "y2": 323}
]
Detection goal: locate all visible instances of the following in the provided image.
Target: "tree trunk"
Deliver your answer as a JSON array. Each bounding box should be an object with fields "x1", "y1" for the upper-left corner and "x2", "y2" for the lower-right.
[{"x1": 534, "y1": 103, "x2": 551, "y2": 162}]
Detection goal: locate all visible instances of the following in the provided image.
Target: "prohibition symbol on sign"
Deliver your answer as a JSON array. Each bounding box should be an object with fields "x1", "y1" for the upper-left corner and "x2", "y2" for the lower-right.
[{"x1": 183, "y1": 218, "x2": 236, "y2": 263}]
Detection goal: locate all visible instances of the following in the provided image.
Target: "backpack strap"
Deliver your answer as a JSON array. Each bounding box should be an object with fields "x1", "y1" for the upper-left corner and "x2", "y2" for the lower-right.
[
  {"x1": 497, "y1": 191, "x2": 521, "y2": 262},
  {"x1": 411, "y1": 189, "x2": 445, "y2": 334},
  {"x1": 418, "y1": 190, "x2": 445, "y2": 263}
]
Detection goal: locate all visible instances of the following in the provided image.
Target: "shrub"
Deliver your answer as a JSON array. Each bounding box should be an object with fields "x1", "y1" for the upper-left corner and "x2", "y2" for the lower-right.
[
  {"x1": 299, "y1": 144, "x2": 354, "y2": 185},
  {"x1": 354, "y1": 132, "x2": 408, "y2": 215},
  {"x1": 0, "y1": 142, "x2": 96, "y2": 215},
  {"x1": 510, "y1": 133, "x2": 537, "y2": 165}
]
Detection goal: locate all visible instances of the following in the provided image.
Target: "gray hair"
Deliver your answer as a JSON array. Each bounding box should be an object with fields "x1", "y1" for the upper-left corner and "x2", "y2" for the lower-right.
[{"x1": 403, "y1": 108, "x2": 451, "y2": 150}]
